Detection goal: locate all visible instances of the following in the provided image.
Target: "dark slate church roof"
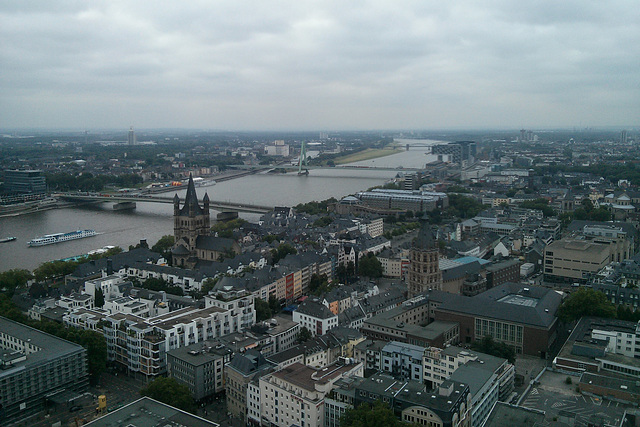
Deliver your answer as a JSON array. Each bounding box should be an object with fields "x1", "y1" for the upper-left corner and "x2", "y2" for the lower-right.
[
  {"x1": 413, "y1": 216, "x2": 437, "y2": 250},
  {"x1": 195, "y1": 235, "x2": 237, "y2": 252},
  {"x1": 177, "y1": 174, "x2": 208, "y2": 217}
]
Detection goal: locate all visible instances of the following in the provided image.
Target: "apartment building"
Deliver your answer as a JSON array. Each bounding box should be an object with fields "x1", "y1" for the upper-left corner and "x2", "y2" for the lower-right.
[
  {"x1": 361, "y1": 295, "x2": 459, "y2": 348},
  {"x1": 381, "y1": 341, "x2": 425, "y2": 382},
  {"x1": 425, "y1": 346, "x2": 514, "y2": 427},
  {"x1": 293, "y1": 299, "x2": 338, "y2": 337},
  {"x1": 103, "y1": 295, "x2": 169, "y2": 318},
  {"x1": 103, "y1": 292, "x2": 255, "y2": 377},
  {"x1": 204, "y1": 289, "x2": 256, "y2": 331},
  {"x1": 256, "y1": 361, "x2": 363, "y2": 427}
]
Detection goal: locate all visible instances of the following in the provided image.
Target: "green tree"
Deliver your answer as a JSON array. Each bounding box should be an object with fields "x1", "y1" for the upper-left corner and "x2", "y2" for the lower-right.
[
  {"x1": 211, "y1": 218, "x2": 247, "y2": 238},
  {"x1": 140, "y1": 377, "x2": 195, "y2": 412},
  {"x1": 255, "y1": 298, "x2": 272, "y2": 322},
  {"x1": 297, "y1": 326, "x2": 312, "y2": 343},
  {"x1": 74, "y1": 329, "x2": 108, "y2": 384},
  {"x1": 141, "y1": 277, "x2": 184, "y2": 296},
  {"x1": 558, "y1": 288, "x2": 616, "y2": 322},
  {"x1": 358, "y1": 253, "x2": 383, "y2": 278},
  {"x1": 0, "y1": 269, "x2": 33, "y2": 296},
  {"x1": 151, "y1": 235, "x2": 175, "y2": 261},
  {"x1": 268, "y1": 295, "x2": 281, "y2": 314},
  {"x1": 34, "y1": 260, "x2": 79, "y2": 283},
  {"x1": 271, "y1": 243, "x2": 297, "y2": 265},
  {"x1": 313, "y1": 216, "x2": 334, "y2": 228},
  {"x1": 446, "y1": 194, "x2": 485, "y2": 219},
  {"x1": 470, "y1": 335, "x2": 516, "y2": 364},
  {"x1": 94, "y1": 288, "x2": 105, "y2": 308},
  {"x1": 340, "y1": 400, "x2": 403, "y2": 427},
  {"x1": 520, "y1": 198, "x2": 555, "y2": 217},
  {"x1": 308, "y1": 274, "x2": 331, "y2": 296}
]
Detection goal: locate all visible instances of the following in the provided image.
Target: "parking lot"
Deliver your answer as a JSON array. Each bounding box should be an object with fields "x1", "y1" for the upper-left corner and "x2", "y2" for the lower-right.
[{"x1": 520, "y1": 370, "x2": 631, "y2": 426}]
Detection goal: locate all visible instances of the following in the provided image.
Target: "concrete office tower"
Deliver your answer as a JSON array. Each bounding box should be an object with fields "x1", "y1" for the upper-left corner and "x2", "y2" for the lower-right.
[{"x1": 128, "y1": 126, "x2": 136, "y2": 145}]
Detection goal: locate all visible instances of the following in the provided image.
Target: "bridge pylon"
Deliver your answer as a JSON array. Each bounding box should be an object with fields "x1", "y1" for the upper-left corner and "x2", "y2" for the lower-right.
[{"x1": 298, "y1": 141, "x2": 309, "y2": 175}]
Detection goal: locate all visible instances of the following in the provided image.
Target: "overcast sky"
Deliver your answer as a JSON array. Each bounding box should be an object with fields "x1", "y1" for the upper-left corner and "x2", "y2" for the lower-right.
[{"x1": 1, "y1": 1, "x2": 638, "y2": 131}]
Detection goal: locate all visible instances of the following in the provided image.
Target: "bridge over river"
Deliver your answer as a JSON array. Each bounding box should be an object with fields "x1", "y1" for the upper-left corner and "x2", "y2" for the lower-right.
[{"x1": 57, "y1": 193, "x2": 273, "y2": 214}]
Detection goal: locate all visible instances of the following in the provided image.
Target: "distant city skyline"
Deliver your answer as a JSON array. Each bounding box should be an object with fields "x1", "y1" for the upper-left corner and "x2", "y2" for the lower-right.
[{"x1": 1, "y1": 2, "x2": 638, "y2": 131}]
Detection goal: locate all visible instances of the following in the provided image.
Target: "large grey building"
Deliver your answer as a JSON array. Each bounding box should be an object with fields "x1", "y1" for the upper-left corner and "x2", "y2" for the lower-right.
[
  {"x1": 0, "y1": 317, "x2": 88, "y2": 425},
  {"x1": 167, "y1": 341, "x2": 232, "y2": 401},
  {"x1": 3, "y1": 169, "x2": 46, "y2": 195},
  {"x1": 432, "y1": 141, "x2": 477, "y2": 167}
]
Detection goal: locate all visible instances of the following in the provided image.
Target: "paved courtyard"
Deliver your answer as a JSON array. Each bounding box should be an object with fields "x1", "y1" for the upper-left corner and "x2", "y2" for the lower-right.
[{"x1": 520, "y1": 370, "x2": 631, "y2": 426}]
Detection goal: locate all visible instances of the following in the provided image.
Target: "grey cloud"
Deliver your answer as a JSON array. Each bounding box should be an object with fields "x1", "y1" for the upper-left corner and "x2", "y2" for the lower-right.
[{"x1": 0, "y1": 0, "x2": 638, "y2": 129}]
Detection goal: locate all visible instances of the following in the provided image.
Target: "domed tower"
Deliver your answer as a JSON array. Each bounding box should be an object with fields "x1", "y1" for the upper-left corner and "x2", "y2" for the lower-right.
[
  {"x1": 408, "y1": 216, "x2": 442, "y2": 297},
  {"x1": 172, "y1": 174, "x2": 211, "y2": 266}
]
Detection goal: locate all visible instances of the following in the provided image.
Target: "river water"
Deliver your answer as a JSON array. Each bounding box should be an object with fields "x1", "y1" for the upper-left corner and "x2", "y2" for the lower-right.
[{"x1": 0, "y1": 141, "x2": 440, "y2": 272}]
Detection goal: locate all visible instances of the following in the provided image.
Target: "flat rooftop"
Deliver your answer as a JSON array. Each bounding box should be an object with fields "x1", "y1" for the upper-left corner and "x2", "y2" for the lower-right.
[
  {"x1": 0, "y1": 316, "x2": 85, "y2": 375},
  {"x1": 270, "y1": 362, "x2": 359, "y2": 392},
  {"x1": 85, "y1": 397, "x2": 218, "y2": 427},
  {"x1": 497, "y1": 294, "x2": 539, "y2": 307}
]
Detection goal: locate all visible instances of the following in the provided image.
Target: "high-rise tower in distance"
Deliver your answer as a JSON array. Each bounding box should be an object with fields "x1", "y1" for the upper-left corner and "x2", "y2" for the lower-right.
[{"x1": 128, "y1": 126, "x2": 136, "y2": 145}]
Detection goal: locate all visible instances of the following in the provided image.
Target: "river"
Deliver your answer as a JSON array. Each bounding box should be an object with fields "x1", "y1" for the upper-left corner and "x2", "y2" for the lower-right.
[{"x1": 0, "y1": 141, "x2": 440, "y2": 272}]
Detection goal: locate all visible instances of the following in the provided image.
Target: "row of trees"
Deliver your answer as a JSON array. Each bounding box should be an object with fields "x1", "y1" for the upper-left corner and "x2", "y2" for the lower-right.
[
  {"x1": 46, "y1": 172, "x2": 143, "y2": 192},
  {"x1": 294, "y1": 198, "x2": 338, "y2": 215}
]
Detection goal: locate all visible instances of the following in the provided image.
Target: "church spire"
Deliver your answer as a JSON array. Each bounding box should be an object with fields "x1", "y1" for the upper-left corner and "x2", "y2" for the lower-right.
[
  {"x1": 414, "y1": 215, "x2": 436, "y2": 250},
  {"x1": 178, "y1": 173, "x2": 204, "y2": 217}
]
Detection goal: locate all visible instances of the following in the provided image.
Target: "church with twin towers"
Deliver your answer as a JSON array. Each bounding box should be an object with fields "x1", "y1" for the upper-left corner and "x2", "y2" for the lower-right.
[{"x1": 171, "y1": 174, "x2": 240, "y2": 268}]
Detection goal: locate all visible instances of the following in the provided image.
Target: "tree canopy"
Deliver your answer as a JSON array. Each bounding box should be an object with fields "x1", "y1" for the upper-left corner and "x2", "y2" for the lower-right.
[
  {"x1": 358, "y1": 253, "x2": 383, "y2": 278},
  {"x1": 446, "y1": 194, "x2": 485, "y2": 219},
  {"x1": 271, "y1": 243, "x2": 297, "y2": 265},
  {"x1": 340, "y1": 401, "x2": 404, "y2": 427},
  {"x1": 140, "y1": 377, "x2": 195, "y2": 412},
  {"x1": 297, "y1": 326, "x2": 312, "y2": 343},
  {"x1": 0, "y1": 269, "x2": 33, "y2": 296},
  {"x1": 558, "y1": 287, "x2": 616, "y2": 322},
  {"x1": 139, "y1": 277, "x2": 184, "y2": 296},
  {"x1": 211, "y1": 218, "x2": 247, "y2": 238},
  {"x1": 255, "y1": 297, "x2": 272, "y2": 322},
  {"x1": 151, "y1": 235, "x2": 175, "y2": 260},
  {"x1": 470, "y1": 335, "x2": 516, "y2": 363}
]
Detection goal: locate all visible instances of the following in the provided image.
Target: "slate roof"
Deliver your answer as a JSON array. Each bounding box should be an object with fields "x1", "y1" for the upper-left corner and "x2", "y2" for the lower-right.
[
  {"x1": 195, "y1": 235, "x2": 237, "y2": 252},
  {"x1": 441, "y1": 261, "x2": 482, "y2": 282},
  {"x1": 435, "y1": 283, "x2": 562, "y2": 328},
  {"x1": 414, "y1": 216, "x2": 437, "y2": 250},
  {"x1": 295, "y1": 299, "x2": 336, "y2": 320},
  {"x1": 171, "y1": 244, "x2": 190, "y2": 255},
  {"x1": 227, "y1": 349, "x2": 271, "y2": 376},
  {"x1": 358, "y1": 287, "x2": 405, "y2": 315},
  {"x1": 70, "y1": 248, "x2": 162, "y2": 279},
  {"x1": 178, "y1": 174, "x2": 207, "y2": 217},
  {"x1": 338, "y1": 305, "x2": 367, "y2": 326}
]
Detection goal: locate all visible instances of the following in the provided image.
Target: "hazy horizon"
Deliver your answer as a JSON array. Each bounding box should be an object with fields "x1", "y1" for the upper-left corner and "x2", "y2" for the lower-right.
[{"x1": 2, "y1": 2, "x2": 638, "y2": 130}]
